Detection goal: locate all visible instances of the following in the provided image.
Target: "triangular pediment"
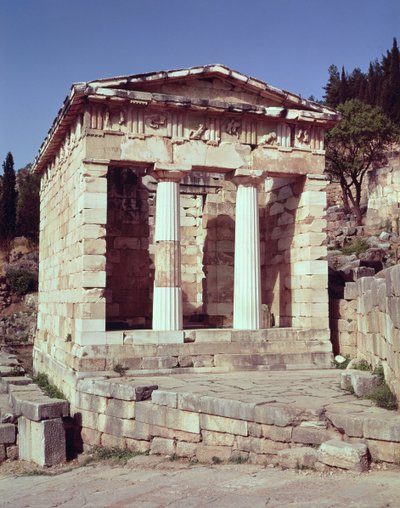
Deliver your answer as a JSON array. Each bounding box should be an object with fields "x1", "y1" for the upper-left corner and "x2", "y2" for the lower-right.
[{"x1": 87, "y1": 64, "x2": 333, "y2": 114}]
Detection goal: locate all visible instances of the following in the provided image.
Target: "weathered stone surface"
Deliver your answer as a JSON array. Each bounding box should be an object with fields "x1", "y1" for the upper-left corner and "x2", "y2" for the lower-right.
[
  {"x1": 363, "y1": 417, "x2": 400, "y2": 442},
  {"x1": 292, "y1": 423, "x2": 339, "y2": 445},
  {"x1": 195, "y1": 444, "x2": 231, "y2": 463},
  {"x1": 0, "y1": 423, "x2": 16, "y2": 444},
  {"x1": 319, "y1": 440, "x2": 369, "y2": 472},
  {"x1": 277, "y1": 447, "x2": 318, "y2": 469},
  {"x1": 350, "y1": 371, "x2": 379, "y2": 397},
  {"x1": 367, "y1": 439, "x2": 400, "y2": 463},
  {"x1": 254, "y1": 405, "x2": 305, "y2": 427},
  {"x1": 202, "y1": 430, "x2": 235, "y2": 447},
  {"x1": 150, "y1": 437, "x2": 176, "y2": 456},
  {"x1": 18, "y1": 398, "x2": 69, "y2": 422},
  {"x1": 176, "y1": 441, "x2": 197, "y2": 458},
  {"x1": 326, "y1": 409, "x2": 364, "y2": 437},
  {"x1": 18, "y1": 416, "x2": 66, "y2": 466},
  {"x1": 200, "y1": 414, "x2": 247, "y2": 436}
]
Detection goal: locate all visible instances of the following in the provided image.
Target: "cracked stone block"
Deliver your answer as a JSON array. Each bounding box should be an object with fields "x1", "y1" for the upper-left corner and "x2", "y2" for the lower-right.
[{"x1": 319, "y1": 440, "x2": 369, "y2": 472}]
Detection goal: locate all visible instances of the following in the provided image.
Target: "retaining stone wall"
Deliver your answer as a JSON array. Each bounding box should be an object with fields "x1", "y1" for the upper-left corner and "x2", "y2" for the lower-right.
[{"x1": 336, "y1": 265, "x2": 400, "y2": 400}]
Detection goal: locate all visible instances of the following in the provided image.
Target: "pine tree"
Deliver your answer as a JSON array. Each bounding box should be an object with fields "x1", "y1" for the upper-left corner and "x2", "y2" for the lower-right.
[
  {"x1": 0, "y1": 152, "x2": 17, "y2": 241},
  {"x1": 323, "y1": 65, "x2": 341, "y2": 107},
  {"x1": 339, "y1": 66, "x2": 349, "y2": 103}
]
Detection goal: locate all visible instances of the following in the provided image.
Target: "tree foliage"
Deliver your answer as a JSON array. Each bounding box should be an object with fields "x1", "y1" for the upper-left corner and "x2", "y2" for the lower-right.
[
  {"x1": 0, "y1": 152, "x2": 17, "y2": 241},
  {"x1": 325, "y1": 100, "x2": 399, "y2": 223},
  {"x1": 324, "y1": 38, "x2": 400, "y2": 125},
  {"x1": 16, "y1": 165, "x2": 40, "y2": 240}
]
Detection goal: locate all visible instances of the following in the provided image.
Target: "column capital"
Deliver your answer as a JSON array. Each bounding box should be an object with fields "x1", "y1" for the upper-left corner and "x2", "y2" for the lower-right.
[
  {"x1": 229, "y1": 167, "x2": 267, "y2": 186},
  {"x1": 153, "y1": 163, "x2": 192, "y2": 182}
]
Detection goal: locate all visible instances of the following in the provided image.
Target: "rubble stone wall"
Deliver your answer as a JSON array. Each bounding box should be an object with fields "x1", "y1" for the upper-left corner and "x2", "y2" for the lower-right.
[{"x1": 336, "y1": 266, "x2": 400, "y2": 400}]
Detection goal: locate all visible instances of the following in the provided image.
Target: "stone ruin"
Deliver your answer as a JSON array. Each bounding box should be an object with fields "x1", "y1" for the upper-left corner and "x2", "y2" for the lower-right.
[{"x1": 27, "y1": 65, "x2": 354, "y2": 460}]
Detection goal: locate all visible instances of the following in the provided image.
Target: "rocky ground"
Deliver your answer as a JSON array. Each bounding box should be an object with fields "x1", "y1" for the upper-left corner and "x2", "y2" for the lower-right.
[{"x1": 0, "y1": 455, "x2": 400, "y2": 507}]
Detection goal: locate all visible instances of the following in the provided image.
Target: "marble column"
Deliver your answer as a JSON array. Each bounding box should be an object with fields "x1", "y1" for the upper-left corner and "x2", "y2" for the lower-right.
[
  {"x1": 152, "y1": 164, "x2": 189, "y2": 331},
  {"x1": 233, "y1": 175, "x2": 262, "y2": 330}
]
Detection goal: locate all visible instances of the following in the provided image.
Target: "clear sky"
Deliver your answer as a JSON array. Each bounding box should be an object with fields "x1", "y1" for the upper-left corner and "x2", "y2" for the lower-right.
[{"x1": 1, "y1": 0, "x2": 399, "y2": 169}]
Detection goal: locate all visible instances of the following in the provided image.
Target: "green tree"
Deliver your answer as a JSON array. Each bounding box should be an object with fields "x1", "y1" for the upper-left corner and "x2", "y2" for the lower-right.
[
  {"x1": 325, "y1": 100, "x2": 399, "y2": 224},
  {"x1": 323, "y1": 64, "x2": 341, "y2": 107},
  {"x1": 0, "y1": 152, "x2": 17, "y2": 241},
  {"x1": 16, "y1": 165, "x2": 40, "y2": 239}
]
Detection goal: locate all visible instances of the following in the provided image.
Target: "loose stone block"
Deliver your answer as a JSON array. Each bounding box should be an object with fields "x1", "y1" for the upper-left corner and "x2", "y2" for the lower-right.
[
  {"x1": 6, "y1": 445, "x2": 18, "y2": 460},
  {"x1": 318, "y1": 440, "x2": 369, "y2": 472},
  {"x1": 350, "y1": 371, "x2": 379, "y2": 397}
]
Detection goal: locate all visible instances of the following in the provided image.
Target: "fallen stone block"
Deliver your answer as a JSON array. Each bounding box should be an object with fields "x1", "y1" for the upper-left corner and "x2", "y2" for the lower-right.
[
  {"x1": 277, "y1": 447, "x2": 318, "y2": 470},
  {"x1": 351, "y1": 371, "x2": 379, "y2": 397},
  {"x1": 319, "y1": 439, "x2": 369, "y2": 472},
  {"x1": 0, "y1": 423, "x2": 16, "y2": 444}
]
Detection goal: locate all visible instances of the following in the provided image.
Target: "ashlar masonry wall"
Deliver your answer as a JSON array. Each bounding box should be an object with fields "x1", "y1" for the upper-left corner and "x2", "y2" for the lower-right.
[{"x1": 335, "y1": 266, "x2": 400, "y2": 400}]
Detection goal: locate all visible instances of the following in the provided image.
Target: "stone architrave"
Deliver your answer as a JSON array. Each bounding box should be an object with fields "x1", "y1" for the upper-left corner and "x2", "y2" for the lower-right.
[
  {"x1": 232, "y1": 169, "x2": 264, "y2": 330},
  {"x1": 152, "y1": 164, "x2": 191, "y2": 331}
]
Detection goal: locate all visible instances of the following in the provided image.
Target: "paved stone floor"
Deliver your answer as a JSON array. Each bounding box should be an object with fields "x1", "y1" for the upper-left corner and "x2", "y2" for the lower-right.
[
  {"x1": 117, "y1": 369, "x2": 368, "y2": 410},
  {"x1": 1, "y1": 456, "x2": 400, "y2": 507}
]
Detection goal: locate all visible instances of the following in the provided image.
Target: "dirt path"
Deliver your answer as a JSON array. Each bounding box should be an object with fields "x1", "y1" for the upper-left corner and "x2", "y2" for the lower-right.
[{"x1": 0, "y1": 456, "x2": 399, "y2": 507}]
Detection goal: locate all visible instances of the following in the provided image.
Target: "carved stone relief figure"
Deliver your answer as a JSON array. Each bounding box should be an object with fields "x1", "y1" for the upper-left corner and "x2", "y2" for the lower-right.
[
  {"x1": 146, "y1": 114, "x2": 167, "y2": 129},
  {"x1": 104, "y1": 109, "x2": 112, "y2": 130},
  {"x1": 296, "y1": 128, "x2": 310, "y2": 145},
  {"x1": 189, "y1": 123, "x2": 208, "y2": 140},
  {"x1": 260, "y1": 132, "x2": 277, "y2": 146},
  {"x1": 225, "y1": 118, "x2": 241, "y2": 138}
]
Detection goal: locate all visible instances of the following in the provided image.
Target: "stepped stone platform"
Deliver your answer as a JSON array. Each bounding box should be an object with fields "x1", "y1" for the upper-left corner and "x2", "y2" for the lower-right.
[
  {"x1": 72, "y1": 369, "x2": 400, "y2": 471},
  {"x1": 70, "y1": 328, "x2": 333, "y2": 373}
]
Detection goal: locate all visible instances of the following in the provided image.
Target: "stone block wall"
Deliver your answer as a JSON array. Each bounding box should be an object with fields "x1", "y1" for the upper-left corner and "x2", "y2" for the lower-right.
[
  {"x1": 263, "y1": 175, "x2": 328, "y2": 329},
  {"x1": 335, "y1": 266, "x2": 400, "y2": 400}
]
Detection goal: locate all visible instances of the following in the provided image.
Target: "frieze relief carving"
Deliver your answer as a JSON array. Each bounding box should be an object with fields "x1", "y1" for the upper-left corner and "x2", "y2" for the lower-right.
[
  {"x1": 146, "y1": 114, "x2": 167, "y2": 129},
  {"x1": 189, "y1": 123, "x2": 208, "y2": 140},
  {"x1": 296, "y1": 127, "x2": 310, "y2": 145},
  {"x1": 225, "y1": 118, "x2": 241, "y2": 138},
  {"x1": 259, "y1": 132, "x2": 277, "y2": 146}
]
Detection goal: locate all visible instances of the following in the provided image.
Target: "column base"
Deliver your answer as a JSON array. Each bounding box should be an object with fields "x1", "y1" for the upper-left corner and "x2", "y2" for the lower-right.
[{"x1": 152, "y1": 287, "x2": 183, "y2": 331}]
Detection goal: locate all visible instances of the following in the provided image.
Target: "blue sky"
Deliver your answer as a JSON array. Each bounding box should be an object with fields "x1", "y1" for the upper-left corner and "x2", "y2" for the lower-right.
[{"x1": 1, "y1": 0, "x2": 399, "y2": 169}]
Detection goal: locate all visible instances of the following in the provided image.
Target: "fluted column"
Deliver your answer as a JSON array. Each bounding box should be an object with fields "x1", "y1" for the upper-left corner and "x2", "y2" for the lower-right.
[
  {"x1": 233, "y1": 173, "x2": 262, "y2": 330},
  {"x1": 152, "y1": 164, "x2": 190, "y2": 331}
]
